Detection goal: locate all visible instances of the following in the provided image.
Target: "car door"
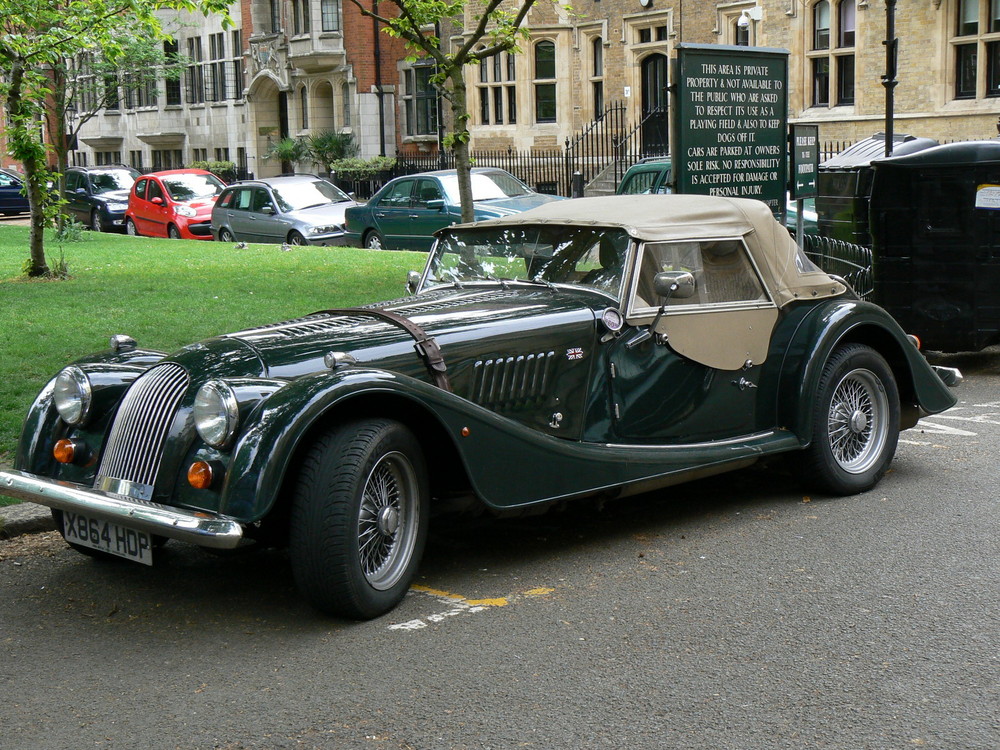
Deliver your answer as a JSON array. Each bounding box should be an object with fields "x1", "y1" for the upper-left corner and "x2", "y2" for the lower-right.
[
  {"x1": 139, "y1": 178, "x2": 170, "y2": 237},
  {"x1": 250, "y1": 187, "x2": 287, "y2": 244},
  {"x1": 407, "y1": 177, "x2": 451, "y2": 252},
  {"x1": 223, "y1": 187, "x2": 254, "y2": 240},
  {"x1": 64, "y1": 171, "x2": 89, "y2": 222},
  {"x1": 0, "y1": 171, "x2": 26, "y2": 214},
  {"x1": 607, "y1": 238, "x2": 778, "y2": 444},
  {"x1": 371, "y1": 178, "x2": 417, "y2": 249}
]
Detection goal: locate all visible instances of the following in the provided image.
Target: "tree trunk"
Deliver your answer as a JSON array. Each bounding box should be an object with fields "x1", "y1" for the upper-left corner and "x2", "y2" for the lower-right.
[
  {"x1": 448, "y1": 71, "x2": 475, "y2": 224},
  {"x1": 6, "y1": 57, "x2": 50, "y2": 277}
]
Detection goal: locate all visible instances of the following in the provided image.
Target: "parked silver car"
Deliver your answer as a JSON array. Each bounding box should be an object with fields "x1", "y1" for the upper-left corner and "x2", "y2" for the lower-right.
[{"x1": 211, "y1": 175, "x2": 360, "y2": 246}]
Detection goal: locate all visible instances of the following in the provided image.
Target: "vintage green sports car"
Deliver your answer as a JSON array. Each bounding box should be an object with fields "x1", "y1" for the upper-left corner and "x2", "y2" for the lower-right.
[{"x1": 0, "y1": 195, "x2": 961, "y2": 619}]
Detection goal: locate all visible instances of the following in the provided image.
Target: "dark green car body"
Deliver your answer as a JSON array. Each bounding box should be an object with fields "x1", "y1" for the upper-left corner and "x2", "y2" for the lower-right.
[{"x1": 0, "y1": 195, "x2": 959, "y2": 618}]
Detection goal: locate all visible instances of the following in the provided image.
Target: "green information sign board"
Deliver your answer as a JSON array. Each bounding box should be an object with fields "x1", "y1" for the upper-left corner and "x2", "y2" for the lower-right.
[
  {"x1": 791, "y1": 123, "x2": 819, "y2": 199},
  {"x1": 672, "y1": 44, "x2": 789, "y2": 218}
]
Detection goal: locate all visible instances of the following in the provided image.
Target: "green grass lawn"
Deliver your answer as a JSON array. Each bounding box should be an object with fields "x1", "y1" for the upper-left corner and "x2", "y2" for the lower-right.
[{"x1": 0, "y1": 226, "x2": 424, "y2": 473}]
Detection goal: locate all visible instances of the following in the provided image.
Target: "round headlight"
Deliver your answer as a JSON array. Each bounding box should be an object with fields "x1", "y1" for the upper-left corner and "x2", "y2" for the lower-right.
[
  {"x1": 53, "y1": 366, "x2": 92, "y2": 425},
  {"x1": 193, "y1": 380, "x2": 239, "y2": 448}
]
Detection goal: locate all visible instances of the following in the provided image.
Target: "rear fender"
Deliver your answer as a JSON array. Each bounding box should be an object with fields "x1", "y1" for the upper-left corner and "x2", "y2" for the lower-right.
[{"x1": 777, "y1": 300, "x2": 956, "y2": 443}]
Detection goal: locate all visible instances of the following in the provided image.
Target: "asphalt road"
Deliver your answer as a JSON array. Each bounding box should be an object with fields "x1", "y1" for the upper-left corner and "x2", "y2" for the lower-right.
[{"x1": 0, "y1": 351, "x2": 997, "y2": 750}]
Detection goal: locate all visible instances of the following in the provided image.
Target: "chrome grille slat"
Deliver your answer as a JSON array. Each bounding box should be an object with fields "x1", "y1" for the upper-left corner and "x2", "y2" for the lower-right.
[{"x1": 97, "y1": 363, "x2": 189, "y2": 490}]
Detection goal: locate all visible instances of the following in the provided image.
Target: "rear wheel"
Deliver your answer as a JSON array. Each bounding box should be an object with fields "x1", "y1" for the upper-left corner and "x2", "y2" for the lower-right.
[
  {"x1": 218, "y1": 227, "x2": 235, "y2": 243},
  {"x1": 289, "y1": 419, "x2": 429, "y2": 619},
  {"x1": 125, "y1": 218, "x2": 139, "y2": 236},
  {"x1": 364, "y1": 230, "x2": 385, "y2": 250},
  {"x1": 167, "y1": 224, "x2": 182, "y2": 240},
  {"x1": 797, "y1": 344, "x2": 900, "y2": 495}
]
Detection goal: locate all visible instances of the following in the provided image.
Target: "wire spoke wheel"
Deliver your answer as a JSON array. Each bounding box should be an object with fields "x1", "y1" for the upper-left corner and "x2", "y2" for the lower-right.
[
  {"x1": 357, "y1": 451, "x2": 420, "y2": 590},
  {"x1": 827, "y1": 368, "x2": 889, "y2": 474}
]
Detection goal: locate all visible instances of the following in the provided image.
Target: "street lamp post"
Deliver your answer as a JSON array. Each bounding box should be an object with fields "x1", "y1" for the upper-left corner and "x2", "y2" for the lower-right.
[{"x1": 882, "y1": 0, "x2": 898, "y2": 157}]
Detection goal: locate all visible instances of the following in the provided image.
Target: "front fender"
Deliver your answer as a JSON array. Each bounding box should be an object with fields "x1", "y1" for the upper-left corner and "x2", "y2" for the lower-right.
[{"x1": 777, "y1": 299, "x2": 957, "y2": 443}]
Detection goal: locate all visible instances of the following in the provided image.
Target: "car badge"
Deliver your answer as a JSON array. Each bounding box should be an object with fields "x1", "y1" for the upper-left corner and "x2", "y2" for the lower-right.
[{"x1": 566, "y1": 347, "x2": 584, "y2": 361}]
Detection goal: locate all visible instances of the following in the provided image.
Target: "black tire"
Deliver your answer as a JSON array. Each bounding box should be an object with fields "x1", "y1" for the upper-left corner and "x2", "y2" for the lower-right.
[
  {"x1": 90, "y1": 210, "x2": 104, "y2": 232},
  {"x1": 167, "y1": 224, "x2": 182, "y2": 240},
  {"x1": 289, "y1": 419, "x2": 429, "y2": 619},
  {"x1": 797, "y1": 344, "x2": 900, "y2": 495},
  {"x1": 125, "y1": 218, "x2": 139, "y2": 236},
  {"x1": 288, "y1": 230, "x2": 307, "y2": 246},
  {"x1": 364, "y1": 230, "x2": 386, "y2": 250},
  {"x1": 218, "y1": 227, "x2": 235, "y2": 243}
]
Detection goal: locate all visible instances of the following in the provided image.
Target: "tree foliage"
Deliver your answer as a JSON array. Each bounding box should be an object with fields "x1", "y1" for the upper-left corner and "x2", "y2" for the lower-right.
[
  {"x1": 0, "y1": 0, "x2": 231, "y2": 276},
  {"x1": 348, "y1": 0, "x2": 551, "y2": 222}
]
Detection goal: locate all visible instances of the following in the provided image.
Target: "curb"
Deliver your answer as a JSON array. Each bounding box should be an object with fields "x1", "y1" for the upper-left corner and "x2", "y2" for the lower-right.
[{"x1": 0, "y1": 502, "x2": 56, "y2": 539}]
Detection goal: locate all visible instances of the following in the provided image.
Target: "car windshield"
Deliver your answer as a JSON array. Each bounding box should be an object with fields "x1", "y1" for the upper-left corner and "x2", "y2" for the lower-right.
[
  {"x1": 162, "y1": 173, "x2": 226, "y2": 202},
  {"x1": 271, "y1": 179, "x2": 351, "y2": 212},
  {"x1": 89, "y1": 169, "x2": 137, "y2": 195},
  {"x1": 437, "y1": 172, "x2": 533, "y2": 203},
  {"x1": 425, "y1": 225, "x2": 631, "y2": 297}
]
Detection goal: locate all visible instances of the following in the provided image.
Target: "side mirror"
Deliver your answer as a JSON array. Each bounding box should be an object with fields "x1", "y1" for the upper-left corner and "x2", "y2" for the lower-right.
[
  {"x1": 653, "y1": 271, "x2": 696, "y2": 300},
  {"x1": 151, "y1": 196, "x2": 163, "y2": 205},
  {"x1": 75, "y1": 188, "x2": 87, "y2": 195},
  {"x1": 407, "y1": 270, "x2": 422, "y2": 294},
  {"x1": 425, "y1": 199, "x2": 445, "y2": 211},
  {"x1": 261, "y1": 204, "x2": 274, "y2": 215}
]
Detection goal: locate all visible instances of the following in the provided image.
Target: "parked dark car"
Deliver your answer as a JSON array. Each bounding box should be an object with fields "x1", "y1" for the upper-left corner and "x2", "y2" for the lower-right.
[
  {"x1": 126, "y1": 169, "x2": 226, "y2": 240},
  {"x1": 0, "y1": 168, "x2": 30, "y2": 215},
  {"x1": 64, "y1": 165, "x2": 141, "y2": 232},
  {"x1": 344, "y1": 168, "x2": 564, "y2": 251},
  {"x1": 0, "y1": 195, "x2": 959, "y2": 620},
  {"x1": 615, "y1": 157, "x2": 673, "y2": 195},
  {"x1": 211, "y1": 175, "x2": 360, "y2": 246}
]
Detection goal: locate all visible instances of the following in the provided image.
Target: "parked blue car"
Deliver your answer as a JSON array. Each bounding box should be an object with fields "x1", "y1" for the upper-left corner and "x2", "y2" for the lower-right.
[
  {"x1": 344, "y1": 168, "x2": 564, "y2": 251},
  {"x1": 0, "y1": 168, "x2": 30, "y2": 215}
]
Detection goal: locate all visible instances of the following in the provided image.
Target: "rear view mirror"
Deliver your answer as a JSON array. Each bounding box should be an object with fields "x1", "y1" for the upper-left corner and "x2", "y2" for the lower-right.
[
  {"x1": 426, "y1": 199, "x2": 445, "y2": 211},
  {"x1": 261, "y1": 204, "x2": 274, "y2": 215},
  {"x1": 151, "y1": 196, "x2": 163, "y2": 205},
  {"x1": 407, "y1": 270, "x2": 421, "y2": 294},
  {"x1": 653, "y1": 271, "x2": 696, "y2": 300}
]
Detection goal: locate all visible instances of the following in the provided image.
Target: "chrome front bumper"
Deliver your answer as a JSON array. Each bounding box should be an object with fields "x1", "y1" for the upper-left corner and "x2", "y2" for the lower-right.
[{"x1": 0, "y1": 469, "x2": 243, "y2": 549}]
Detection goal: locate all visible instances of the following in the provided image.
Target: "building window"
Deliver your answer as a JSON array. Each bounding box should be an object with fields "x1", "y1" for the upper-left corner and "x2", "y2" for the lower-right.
[
  {"x1": 735, "y1": 18, "x2": 750, "y2": 46},
  {"x1": 186, "y1": 37, "x2": 205, "y2": 104},
  {"x1": 95, "y1": 151, "x2": 122, "y2": 165},
  {"x1": 215, "y1": 147, "x2": 230, "y2": 162},
  {"x1": 342, "y1": 82, "x2": 351, "y2": 127},
  {"x1": 164, "y1": 40, "x2": 182, "y2": 106},
  {"x1": 123, "y1": 72, "x2": 156, "y2": 109},
  {"x1": 476, "y1": 51, "x2": 516, "y2": 125},
  {"x1": 104, "y1": 75, "x2": 119, "y2": 110},
  {"x1": 404, "y1": 65, "x2": 437, "y2": 136},
  {"x1": 129, "y1": 150, "x2": 143, "y2": 169},
  {"x1": 208, "y1": 32, "x2": 226, "y2": 102},
  {"x1": 321, "y1": 0, "x2": 340, "y2": 32},
  {"x1": 293, "y1": 0, "x2": 310, "y2": 34},
  {"x1": 152, "y1": 149, "x2": 184, "y2": 170},
  {"x1": 952, "y1": 0, "x2": 1000, "y2": 98},
  {"x1": 591, "y1": 37, "x2": 604, "y2": 119},
  {"x1": 300, "y1": 86, "x2": 309, "y2": 129},
  {"x1": 269, "y1": 0, "x2": 281, "y2": 33},
  {"x1": 534, "y1": 40, "x2": 556, "y2": 123},
  {"x1": 231, "y1": 30, "x2": 245, "y2": 99},
  {"x1": 809, "y1": 1, "x2": 854, "y2": 107},
  {"x1": 193, "y1": 148, "x2": 208, "y2": 162}
]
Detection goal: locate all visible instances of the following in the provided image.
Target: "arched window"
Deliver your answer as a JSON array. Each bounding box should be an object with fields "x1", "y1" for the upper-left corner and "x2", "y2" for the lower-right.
[{"x1": 534, "y1": 40, "x2": 556, "y2": 123}]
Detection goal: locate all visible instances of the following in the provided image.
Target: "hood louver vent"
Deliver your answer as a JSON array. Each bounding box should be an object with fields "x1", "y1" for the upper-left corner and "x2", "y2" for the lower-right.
[{"x1": 471, "y1": 351, "x2": 556, "y2": 409}]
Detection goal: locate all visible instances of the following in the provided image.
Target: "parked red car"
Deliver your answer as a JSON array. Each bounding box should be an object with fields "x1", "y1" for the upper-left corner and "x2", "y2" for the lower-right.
[{"x1": 126, "y1": 169, "x2": 226, "y2": 240}]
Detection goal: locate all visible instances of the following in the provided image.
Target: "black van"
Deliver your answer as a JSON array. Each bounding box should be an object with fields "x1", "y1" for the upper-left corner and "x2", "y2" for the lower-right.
[{"x1": 870, "y1": 140, "x2": 1000, "y2": 352}]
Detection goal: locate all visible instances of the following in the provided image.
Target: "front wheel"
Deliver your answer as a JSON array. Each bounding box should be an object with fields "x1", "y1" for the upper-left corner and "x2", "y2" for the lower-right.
[
  {"x1": 288, "y1": 230, "x2": 307, "y2": 246},
  {"x1": 90, "y1": 210, "x2": 104, "y2": 232},
  {"x1": 797, "y1": 344, "x2": 900, "y2": 495},
  {"x1": 125, "y1": 218, "x2": 139, "y2": 236},
  {"x1": 289, "y1": 419, "x2": 429, "y2": 619},
  {"x1": 167, "y1": 224, "x2": 182, "y2": 240}
]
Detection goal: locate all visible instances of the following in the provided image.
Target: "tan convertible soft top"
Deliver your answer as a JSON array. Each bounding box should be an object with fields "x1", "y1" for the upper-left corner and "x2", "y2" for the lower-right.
[{"x1": 453, "y1": 194, "x2": 845, "y2": 307}]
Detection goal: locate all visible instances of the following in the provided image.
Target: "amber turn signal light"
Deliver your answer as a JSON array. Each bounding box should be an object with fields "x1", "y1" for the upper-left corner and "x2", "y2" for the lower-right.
[
  {"x1": 187, "y1": 461, "x2": 214, "y2": 489},
  {"x1": 53, "y1": 439, "x2": 76, "y2": 464}
]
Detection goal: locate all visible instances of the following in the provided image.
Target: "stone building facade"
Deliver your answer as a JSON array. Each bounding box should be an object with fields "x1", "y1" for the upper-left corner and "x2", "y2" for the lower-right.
[{"x1": 450, "y1": 0, "x2": 1000, "y2": 152}]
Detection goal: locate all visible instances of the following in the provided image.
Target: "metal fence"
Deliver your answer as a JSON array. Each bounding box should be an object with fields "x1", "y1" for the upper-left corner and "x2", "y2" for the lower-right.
[{"x1": 803, "y1": 234, "x2": 873, "y2": 300}]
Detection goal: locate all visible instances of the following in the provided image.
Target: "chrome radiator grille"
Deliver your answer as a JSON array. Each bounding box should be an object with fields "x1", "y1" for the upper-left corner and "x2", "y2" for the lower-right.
[{"x1": 96, "y1": 363, "x2": 189, "y2": 491}]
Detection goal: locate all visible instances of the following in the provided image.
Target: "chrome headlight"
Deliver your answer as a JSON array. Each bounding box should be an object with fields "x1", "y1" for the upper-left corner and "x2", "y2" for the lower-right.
[
  {"x1": 193, "y1": 380, "x2": 239, "y2": 448},
  {"x1": 53, "y1": 366, "x2": 92, "y2": 425},
  {"x1": 175, "y1": 205, "x2": 197, "y2": 218},
  {"x1": 308, "y1": 224, "x2": 342, "y2": 235}
]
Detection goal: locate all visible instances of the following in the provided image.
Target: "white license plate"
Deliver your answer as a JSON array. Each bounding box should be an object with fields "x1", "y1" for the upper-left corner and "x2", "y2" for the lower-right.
[{"x1": 61, "y1": 511, "x2": 153, "y2": 565}]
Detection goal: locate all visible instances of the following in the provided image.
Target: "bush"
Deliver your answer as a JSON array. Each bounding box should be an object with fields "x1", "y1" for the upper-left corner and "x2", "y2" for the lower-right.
[{"x1": 330, "y1": 156, "x2": 397, "y2": 181}]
